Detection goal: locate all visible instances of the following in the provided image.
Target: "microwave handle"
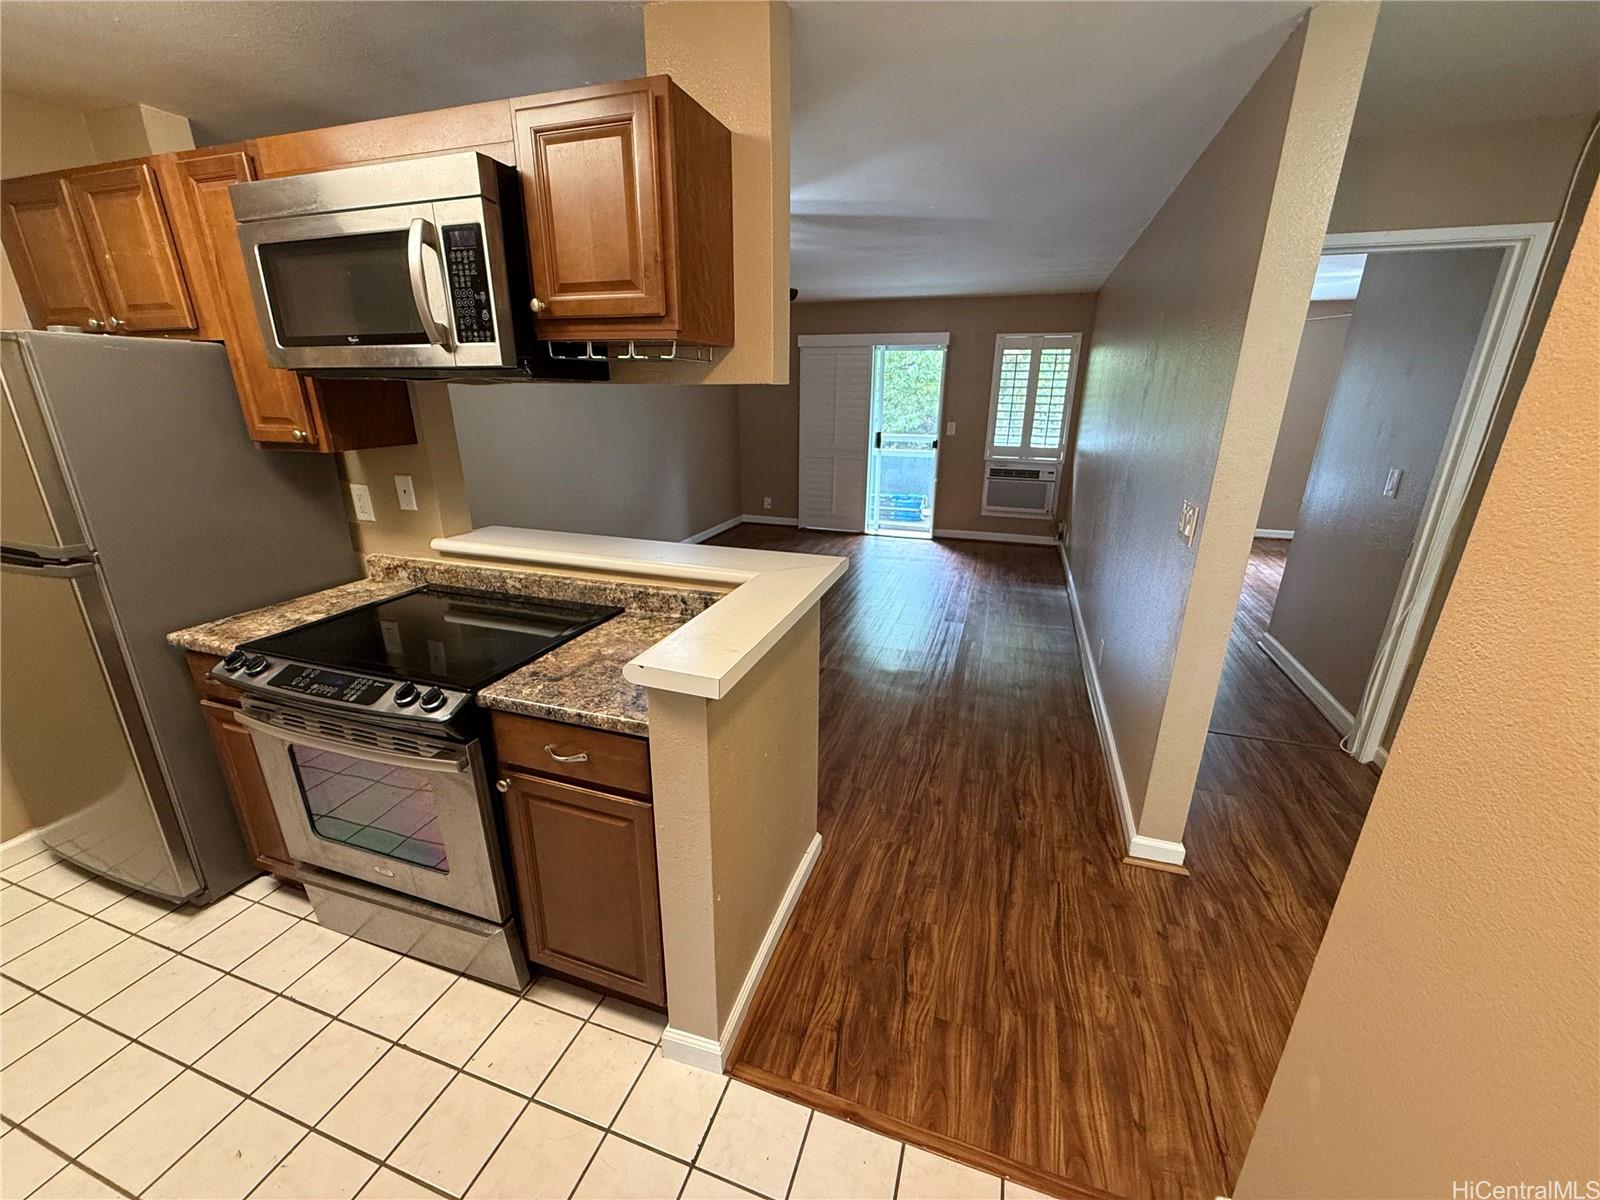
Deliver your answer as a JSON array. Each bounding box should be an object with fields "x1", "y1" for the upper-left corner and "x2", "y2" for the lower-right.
[{"x1": 407, "y1": 218, "x2": 455, "y2": 351}]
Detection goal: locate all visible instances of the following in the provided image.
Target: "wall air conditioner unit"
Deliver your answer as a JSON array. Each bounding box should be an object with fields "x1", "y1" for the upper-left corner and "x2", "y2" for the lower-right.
[{"x1": 982, "y1": 463, "x2": 1059, "y2": 517}]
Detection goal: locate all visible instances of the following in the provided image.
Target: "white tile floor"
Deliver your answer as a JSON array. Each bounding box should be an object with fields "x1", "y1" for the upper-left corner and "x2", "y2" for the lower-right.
[{"x1": 1, "y1": 852, "x2": 1033, "y2": 1200}]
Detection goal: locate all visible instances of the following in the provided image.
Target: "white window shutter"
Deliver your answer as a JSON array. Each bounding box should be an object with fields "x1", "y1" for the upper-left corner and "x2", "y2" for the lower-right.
[
  {"x1": 985, "y1": 332, "x2": 1082, "y2": 461},
  {"x1": 798, "y1": 347, "x2": 872, "y2": 532}
]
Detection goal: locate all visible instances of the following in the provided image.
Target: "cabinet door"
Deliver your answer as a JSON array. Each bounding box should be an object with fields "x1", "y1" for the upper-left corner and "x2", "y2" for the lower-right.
[
  {"x1": 502, "y1": 770, "x2": 665, "y2": 1005},
  {"x1": 164, "y1": 152, "x2": 321, "y2": 446},
  {"x1": 200, "y1": 699, "x2": 294, "y2": 874},
  {"x1": 513, "y1": 83, "x2": 667, "y2": 320},
  {"x1": 66, "y1": 163, "x2": 197, "y2": 332},
  {"x1": 0, "y1": 175, "x2": 108, "y2": 329}
]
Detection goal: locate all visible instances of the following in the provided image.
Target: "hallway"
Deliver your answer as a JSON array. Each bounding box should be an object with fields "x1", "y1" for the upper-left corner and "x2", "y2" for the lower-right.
[{"x1": 712, "y1": 526, "x2": 1377, "y2": 1199}]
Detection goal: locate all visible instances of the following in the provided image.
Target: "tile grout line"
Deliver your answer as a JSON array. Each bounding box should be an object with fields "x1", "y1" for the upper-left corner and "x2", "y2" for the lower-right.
[
  {"x1": 6, "y1": 877, "x2": 771, "y2": 1196},
  {"x1": 2, "y1": 1119, "x2": 142, "y2": 1200},
  {"x1": 784, "y1": 1109, "x2": 816, "y2": 1200}
]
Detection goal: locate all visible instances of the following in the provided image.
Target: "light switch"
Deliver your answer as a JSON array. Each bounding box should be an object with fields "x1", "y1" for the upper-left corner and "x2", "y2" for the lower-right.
[
  {"x1": 946, "y1": 422, "x2": 957, "y2": 436},
  {"x1": 394, "y1": 474, "x2": 418, "y2": 511},
  {"x1": 349, "y1": 482, "x2": 376, "y2": 522},
  {"x1": 1382, "y1": 467, "x2": 1404, "y2": 498},
  {"x1": 1179, "y1": 499, "x2": 1200, "y2": 547}
]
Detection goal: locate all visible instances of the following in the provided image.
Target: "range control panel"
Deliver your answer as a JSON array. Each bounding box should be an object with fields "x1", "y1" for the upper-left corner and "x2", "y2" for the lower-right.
[
  {"x1": 443, "y1": 224, "x2": 495, "y2": 344},
  {"x1": 211, "y1": 651, "x2": 470, "y2": 724}
]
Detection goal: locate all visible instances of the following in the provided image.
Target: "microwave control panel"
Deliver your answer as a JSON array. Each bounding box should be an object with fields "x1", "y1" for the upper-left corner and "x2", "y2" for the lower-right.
[{"x1": 443, "y1": 224, "x2": 495, "y2": 343}]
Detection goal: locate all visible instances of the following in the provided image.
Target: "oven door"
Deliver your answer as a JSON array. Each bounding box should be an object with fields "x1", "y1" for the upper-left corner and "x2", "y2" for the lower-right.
[
  {"x1": 239, "y1": 704, "x2": 512, "y2": 924},
  {"x1": 236, "y1": 198, "x2": 517, "y2": 372}
]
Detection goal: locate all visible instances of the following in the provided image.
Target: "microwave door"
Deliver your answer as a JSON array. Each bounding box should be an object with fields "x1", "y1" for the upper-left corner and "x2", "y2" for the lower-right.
[{"x1": 239, "y1": 204, "x2": 458, "y2": 372}]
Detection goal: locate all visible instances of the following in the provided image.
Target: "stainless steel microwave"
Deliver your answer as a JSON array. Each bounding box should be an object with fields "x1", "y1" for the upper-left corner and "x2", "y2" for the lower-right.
[{"x1": 232, "y1": 152, "x2": 555, "y2": 378}]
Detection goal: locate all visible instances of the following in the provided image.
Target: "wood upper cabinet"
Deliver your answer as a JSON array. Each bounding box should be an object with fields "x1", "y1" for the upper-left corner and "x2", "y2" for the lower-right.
[
  {"x1": 198, "y1": 695, "x2": 294, "y2": 875},
  {"x1": 502, "y1": 767, "x2": 666, "y2": 1006},
  {"x1": 157, "y1": 150, "x2": 415, "y2": 452},
  {"x1": 512, "y1": 76, "x2": 732, "y2": 346},
  {"x1": 65, "y1": 163, "x2": 196, "y2": 333},
  {"x1": 0, "y1": 175, "x2": 110, "y2": 329}
]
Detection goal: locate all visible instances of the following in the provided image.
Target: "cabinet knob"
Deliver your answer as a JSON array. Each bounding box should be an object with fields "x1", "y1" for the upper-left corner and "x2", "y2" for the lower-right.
[
  {"x1": 85, "y1": 318, "x2": 104, "y2": 331},
  {"x1": 107, "y1": 316, "x2": 125, "y2": 331},
  {"x1": 528, "y1": 298, "x2": 548, "y2": 315},
  {"x1": 291, "y1": 429, "x2": 308, "y2": 443},
  {"x1": 495, "y1": 779, "x2": 509, "y2": 793}
]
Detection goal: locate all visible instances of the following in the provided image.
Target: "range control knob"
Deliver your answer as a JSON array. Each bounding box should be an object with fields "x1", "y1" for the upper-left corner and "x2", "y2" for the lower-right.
[
  {"x1": 418, "y1": 687, "x2": 447, "y2": 713},
  {"x1": 243, "y1": 654, "x2": 270, "y2": 676},
  {"x1": 221, "y1": 650, "x2": 248, "y2": 672},
  {"x1": 393, "y1": 682, "x2": 420, "y2": 708}
]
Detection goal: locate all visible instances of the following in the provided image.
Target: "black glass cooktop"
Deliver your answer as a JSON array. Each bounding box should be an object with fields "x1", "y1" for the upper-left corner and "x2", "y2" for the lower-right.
[{"x1": 242, "y1": 587, "x2": 622, "y2": 690}]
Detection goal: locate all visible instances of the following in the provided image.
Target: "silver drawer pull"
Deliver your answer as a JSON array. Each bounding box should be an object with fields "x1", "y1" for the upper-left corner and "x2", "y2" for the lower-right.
[{"x1": 544, "y1": 744, "x2": 589, "y2": 764}]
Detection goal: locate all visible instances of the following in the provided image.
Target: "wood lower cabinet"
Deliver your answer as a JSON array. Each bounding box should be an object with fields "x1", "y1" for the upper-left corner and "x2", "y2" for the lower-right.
[
  {"x1": 156, "y1": 149, "x2": 415, "y2": 452},
  {"x1": 199, "y1": 697, "x2": 294, "y2": 875},
  {"x1": 501, "y1": 767, "x2": 666, "y2": 1006},
  {"x1": 512, "y1": 76, "x2": 732, "y2": 347},
  {"x1": 1, "y1": 175, "x2": 110, "y2": 329},
  {"x1": 65, "y1": 163, "x2": 197, "y2": 333}
]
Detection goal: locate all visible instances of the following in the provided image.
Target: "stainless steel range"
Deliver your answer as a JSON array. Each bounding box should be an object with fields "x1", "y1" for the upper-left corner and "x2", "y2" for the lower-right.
[{"x1": 213, "y1": 586, "x2": 620, "y2": 988}]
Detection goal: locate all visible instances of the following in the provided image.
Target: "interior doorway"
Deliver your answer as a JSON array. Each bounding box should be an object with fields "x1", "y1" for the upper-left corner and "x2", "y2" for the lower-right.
[
  {"x1": 865, "y1": 345, "x2": 947, "y2": 537},
  {"x1": 1232, "y1": 223, "x2": 1551, "y2": 765}
]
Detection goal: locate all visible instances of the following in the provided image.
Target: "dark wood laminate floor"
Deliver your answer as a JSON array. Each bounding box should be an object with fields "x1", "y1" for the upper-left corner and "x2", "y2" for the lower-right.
[{"x1": 714, "y1": 527, "x2": 1375, "y2": 1199}]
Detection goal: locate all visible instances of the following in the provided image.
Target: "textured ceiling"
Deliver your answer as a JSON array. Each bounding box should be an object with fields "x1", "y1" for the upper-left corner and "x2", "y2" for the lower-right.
[{"x1": 0, "y1": 1, "x2": 645, "y2": 144}]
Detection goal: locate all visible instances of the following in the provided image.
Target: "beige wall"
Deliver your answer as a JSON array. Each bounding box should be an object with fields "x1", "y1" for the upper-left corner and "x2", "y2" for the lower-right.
[
  {"x1": 337, "y1": 384, "x2": 471, "y2": 559},
  {"x1": 1329, "y1": 113, "x2": 1593, "y2": 234},
  {"x1": 1236, "y1": 177, "x2": 1600, "y2": 1200},
  {"x1": 1068, "y1": 4, "x2": 1375, "y2": 847},
  {"x1": 738, "y1": 293, "x2": 1097, "y2": 538},
  {"x1": 1257, "y1": 300, "x2": 1352, "y2": 531},
  {"x1": 1268, "y1": 247, "x2": 1504, "y2": 714},
  {"x1": 450, "y1": 382, "x2": 741, "y2": 543},
  {"x1": 649, "y1": 607, "x2": 820, "y2": 1046},
  {"x1": 639, "y1": 0, "x2": 791, "y2": 386}
]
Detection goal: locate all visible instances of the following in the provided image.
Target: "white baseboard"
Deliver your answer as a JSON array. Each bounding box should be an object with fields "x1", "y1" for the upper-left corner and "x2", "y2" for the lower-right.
[
  {"x1": 681, "y1": 515, "x2": 745, "y2": 544},
  {"x1": 933, "y1": 527, "x2": 1060, "y2": 546},
  {"x1": 660, "y1": 832, "x2": 822, "y2": 1075},
  {"x1": 1063, "y1": 562, "x2": 1186, "y2": 868},
  {"x1": 1258, "y1": 632, "x2": 1354, "y2": 734},
  {"x1": 660, "y1": 1026, "x2": 725, "y2": 1074},
  {"x1": 1253, "y1": 528, "x2": 1295, "y2": 539},
  {"x1": 737, "y1": 514, "x2": 800, "y2": 527}
]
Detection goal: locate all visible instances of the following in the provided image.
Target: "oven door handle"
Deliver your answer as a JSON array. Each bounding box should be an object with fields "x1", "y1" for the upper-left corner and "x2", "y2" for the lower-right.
[
  {"x1": 407, "y1": 217, "x2": 455, "y2": 351},
  {"x1": 235, "y1": 712, "x2": 470, "y2": 776}
]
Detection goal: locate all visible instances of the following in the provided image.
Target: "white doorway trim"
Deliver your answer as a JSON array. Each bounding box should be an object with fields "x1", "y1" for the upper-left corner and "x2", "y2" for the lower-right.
[
  {"x1": 865, "y1": 343, "x2": 949, "y2": 539},
  {"x1": 1323, "y1": 221, "x2": 1552, "y2": 763}
]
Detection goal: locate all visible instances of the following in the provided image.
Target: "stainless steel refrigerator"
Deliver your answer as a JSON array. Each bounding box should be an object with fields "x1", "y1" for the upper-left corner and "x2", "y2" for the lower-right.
[{"x1": 2, "y1": 330, "x2": 358, "y2": 903}]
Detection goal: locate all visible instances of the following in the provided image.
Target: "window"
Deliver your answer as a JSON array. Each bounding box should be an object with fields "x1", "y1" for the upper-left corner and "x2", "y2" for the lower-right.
[{"x1": 984, "y1": 333, "x2": 1082, "y2": 460}]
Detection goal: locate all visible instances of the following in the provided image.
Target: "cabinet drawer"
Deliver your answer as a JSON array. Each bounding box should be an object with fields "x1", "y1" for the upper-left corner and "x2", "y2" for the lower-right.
[
  {"x1": 186, "y1": 651, "x2": 242, "y2": 706},
  {"x1": 491, "y1": 712, "x2": 650, "y2": 798}
]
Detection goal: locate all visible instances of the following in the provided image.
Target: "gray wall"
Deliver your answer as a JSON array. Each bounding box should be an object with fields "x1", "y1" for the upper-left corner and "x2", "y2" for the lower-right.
[
  {"x1": 1267, "y1": 247, "x2": 1505, "y2": 713},
  {"x1": 1257, "y1": 300, "x2": 1353, "y2": 532},
  {"x1": 450, "y1": 382, "x2": 741, "y2": 542}
]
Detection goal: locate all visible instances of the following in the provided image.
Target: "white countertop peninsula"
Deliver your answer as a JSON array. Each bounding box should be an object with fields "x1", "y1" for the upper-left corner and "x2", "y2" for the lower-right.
[{"x1": 432, "y1": 525, "x2": 847, "y2": 1072}]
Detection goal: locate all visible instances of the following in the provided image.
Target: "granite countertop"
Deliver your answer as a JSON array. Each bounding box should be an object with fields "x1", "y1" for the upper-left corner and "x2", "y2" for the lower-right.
[{"x1": 167, "y1": 555, "x2": 721, "y2": 734}]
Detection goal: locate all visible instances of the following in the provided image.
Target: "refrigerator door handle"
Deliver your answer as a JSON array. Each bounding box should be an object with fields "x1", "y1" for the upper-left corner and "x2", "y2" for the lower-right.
[
  {"x1": 1, "y1": 540, "x2": 93, "y2": 563},
  {"x1": 1, "y1": 557, "x2": 96, "y2": 579}
]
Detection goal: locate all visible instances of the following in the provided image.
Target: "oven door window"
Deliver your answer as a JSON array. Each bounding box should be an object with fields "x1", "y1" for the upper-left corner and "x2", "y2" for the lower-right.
[
  {"x1": 288, "y1": 744, "x2": 449, "y2": 872},
  {"x1": 259, "y1": 232, "x2": 428, "y2": 347}
]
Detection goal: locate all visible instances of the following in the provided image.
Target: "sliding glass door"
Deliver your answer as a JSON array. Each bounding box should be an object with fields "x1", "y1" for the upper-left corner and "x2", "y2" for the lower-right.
[{"x1": 866, "y1": 346, "x2": 946, "y2": 537}]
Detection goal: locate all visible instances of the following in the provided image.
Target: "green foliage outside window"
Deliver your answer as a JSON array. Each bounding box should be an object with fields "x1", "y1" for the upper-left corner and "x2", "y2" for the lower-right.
[{"x1": 878, "y1": 349, "x2": 943, "y2": 435}]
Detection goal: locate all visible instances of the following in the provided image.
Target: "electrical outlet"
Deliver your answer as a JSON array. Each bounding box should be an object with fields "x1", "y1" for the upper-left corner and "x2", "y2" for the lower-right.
[
  {"x1": 349, "y1": 482, "x2": 376, "y2": 522},
  {"x1": 1179, "y1": 499, "x2": 1200, "y2": 547},
  {"x1": 1382, "y1": 467, "x2": 1404, "y2": 498},
  {"x1": 946, "y1": 421, "x2": 956, "y2": 436},
  {"x1": 763, "y1": 496, "x2": 773, "y2": 511},
  {"x1": 394, "y1": 474, "x2": 418, "y2": 512}
]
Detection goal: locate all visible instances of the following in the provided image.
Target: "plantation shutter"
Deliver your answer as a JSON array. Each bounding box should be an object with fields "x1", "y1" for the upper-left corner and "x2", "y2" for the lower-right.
[
  {"x1": 985, "y1": 333, "x2": 1082, "y2": 460},
  {"x1": 797, "y1": 346, "x2": 872, "y2": 532}
]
